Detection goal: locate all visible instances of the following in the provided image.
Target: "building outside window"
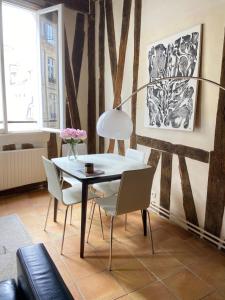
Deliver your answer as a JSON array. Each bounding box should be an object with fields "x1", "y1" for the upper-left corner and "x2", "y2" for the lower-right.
[
  {"x1": 47, "y1": 57, "x2": 56, "y2": 83},
  {"x1": 0, "y1": 2, "x2": 64, "y2": 133}
]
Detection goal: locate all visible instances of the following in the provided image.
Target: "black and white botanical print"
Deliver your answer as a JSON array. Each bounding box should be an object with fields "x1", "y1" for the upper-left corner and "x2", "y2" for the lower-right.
[{"x1": 145, "y1": 25, "x2": 202, "y2": 131}]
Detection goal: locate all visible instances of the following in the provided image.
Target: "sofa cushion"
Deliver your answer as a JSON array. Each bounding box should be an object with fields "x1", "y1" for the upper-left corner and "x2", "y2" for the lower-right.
[
  {"x1": 17, "y1": 243, "x2": 73, "y2": 300},
  {"x1": 0, "y1": 279, "x2": 17, "y2": 300}
]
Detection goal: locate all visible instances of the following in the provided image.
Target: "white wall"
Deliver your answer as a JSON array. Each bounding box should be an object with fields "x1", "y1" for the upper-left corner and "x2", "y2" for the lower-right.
[{"x1": 98, "y1": 0, "x2": 225, "y2": 237}]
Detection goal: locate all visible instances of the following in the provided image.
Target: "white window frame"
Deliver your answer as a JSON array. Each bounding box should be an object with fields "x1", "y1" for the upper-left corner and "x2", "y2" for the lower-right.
[
  {"x1": 0, "y1": 0, "x2": 8, "y2": 133},
  {"x1": 37, "y1": 4, "x2": 65, "y2": 133},
  {"x1": 0, "y1": 1, "x2": 65, "y2": 134}
]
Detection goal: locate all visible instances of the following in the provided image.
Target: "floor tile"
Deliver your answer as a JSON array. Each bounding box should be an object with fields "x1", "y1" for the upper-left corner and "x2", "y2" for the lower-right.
[
  {"x1": 202, "y1": 291, "x2": 225, "y2": 300},
  {"x1": 163, "y1": 269, "x2": 214, "y2": 300},
  {"x1": 139, "y1": 252, "x2": 185, "y2": 279},
  {"x1": 60, "y1": 253, "x2": 106, "y2": 280},
  {"x1": 111, "y1": 258, "x2": 156, "y2": 293},
  {"x1": 0, "y1": 190, "x2": 224, "y2": 300},
  {"x1": 190, "y1": 255, "x2": 225, "y2": 296},
  {"x1": 76, "y1": 271, "x2": 126, "y2": 300},
  {"x1": 127, "y1": 281, "x2": 177, "y2": 300}
]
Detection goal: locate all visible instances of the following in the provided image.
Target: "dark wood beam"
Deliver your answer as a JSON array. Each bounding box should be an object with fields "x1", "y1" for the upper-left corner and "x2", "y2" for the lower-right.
[
  {"x1": 45, "y1": 0, "x2": 89, "y2": 13},
  {"x1": 105, "y1": 0, "x2": 117, "y2": 153},
  {"x1": 179, "y1": 155, "x2": 199, "y2": 226},
  {"x1": 205, "y1": 31, "x2": 225, "y2": 237},
  {"x1": 147, "y1": 149, "x2": 161, "y2": 178},
  {"x1": 72, "y1": 13, "x2": 85, "y2": 94},
  {"x1": 87, "y1": 0, "x2": 96, "y2": 153},
  {"x1": 99, "y1": 0, "x2": 105, "y2": 153},
  {"x1": 65, "y1": 29, "x2": 81, "y2": 129},
  {"x1": 107, "y1": 0, "x2": 132, "y2": 155},
  {"x1": 137, "y1": 135, "x2": 209, "y2": 163},
  {"x1": 160, "y1": 152, "x2": 172, "y2": 214},
  {"x1": 105, "y1": 0, "x2": 117, "y2": 92},
  {"x1": 48, "y1": 133, "x2": 58, "y2": 159},
  {"x1": 130, "y1": 0, "x2": 142, "y2": 149}
]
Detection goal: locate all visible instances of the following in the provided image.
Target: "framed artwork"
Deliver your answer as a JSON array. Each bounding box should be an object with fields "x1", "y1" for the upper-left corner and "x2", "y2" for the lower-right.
[{"x1": 145, "y1": 25, "x2": 202, "y2": 131}]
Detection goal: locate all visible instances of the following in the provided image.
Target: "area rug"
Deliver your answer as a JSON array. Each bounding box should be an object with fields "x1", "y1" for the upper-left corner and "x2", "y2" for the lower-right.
[{"x1": 0, "y1": 214, "x2": 32, "y2": 281}]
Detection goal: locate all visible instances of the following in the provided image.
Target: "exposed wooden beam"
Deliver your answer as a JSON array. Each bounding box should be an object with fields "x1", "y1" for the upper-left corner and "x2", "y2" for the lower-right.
[
  {"x1": 107, "y1": 0, "x2": 132, "y2": 154},
  {"x1": 179, "y1": 155, "x2": 199, "y2": 226},
  {"x1": 45, "y1": 0, "x2": 89, "y2": 13},
  {"x1": 48, "y1": 133, "x2": 58, "y2": 159},
  {"x1": 64, "y1": 29, "x2": 81, "y2": 129},
  {"x1": 130, "y1": 0, "x2": 142, "y2": 149},
  {"x1": 71, "y1": 12, "x2": 85, "y2": 129},
  {"x1": 137, "y1": 135, "x2": 209, "y2": 163},
  {"x1": 105, "y1": 0, "x2": 117, "y2": 91},
  {"x1": 160, "y1": 152, "x2": 172, "y2": 214},
  {"x1": 2, "y1": 144, "x2": 16, "y2": 151},
  {"x1": 105, "y1": 0, "x2": 117, "y2": 153},
  {"x1": 72, "y1": 13, "x2": 85, "y2": 94},
  {"x1": 99, "y1": 0, "x2": 105, "y2": 153},
  {"x1": 205, "y1": 31, "x2": 225, "y2": 237},
  {"x1": 147, "y1": 149, "x2": 161, "y2": 176},
  {"x1": 87, "y1": 0, "x2": 96, "y2": 154}
]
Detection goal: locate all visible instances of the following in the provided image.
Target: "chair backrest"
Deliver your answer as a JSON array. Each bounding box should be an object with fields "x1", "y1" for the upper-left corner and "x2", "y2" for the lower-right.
[
  {"x1": 116, "y1": 167, "x2": 153, "y2": 215},
  {"x1": 125, "y1": 148, "x2": 145, "y2": 163},
  {"x1": 62, "y1": 143, "x2": 87, "y2": 157},
  {"x1": 42, "y1": 156, "x2": 63, "y2": 203}
]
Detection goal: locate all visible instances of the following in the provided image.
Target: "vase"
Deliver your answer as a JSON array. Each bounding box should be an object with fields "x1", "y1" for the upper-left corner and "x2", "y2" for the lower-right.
[{"x1": 67, "y1": 143, "x2": 78, "y2": 161}]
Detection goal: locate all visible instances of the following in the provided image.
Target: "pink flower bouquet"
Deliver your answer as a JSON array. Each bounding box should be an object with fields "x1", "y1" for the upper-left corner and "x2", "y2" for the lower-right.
[
  {"x1": 60, "y1": 128, "x2": 87, "y2": 160},
  {"x1": 60, "y1": 128, "x2": 87, "y2": 145}
]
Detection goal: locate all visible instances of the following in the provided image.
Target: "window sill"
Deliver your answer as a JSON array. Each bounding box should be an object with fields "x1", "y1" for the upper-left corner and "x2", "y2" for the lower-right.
[{"x1": 0, "y1": 131, "x2": 50, "y2": 148}]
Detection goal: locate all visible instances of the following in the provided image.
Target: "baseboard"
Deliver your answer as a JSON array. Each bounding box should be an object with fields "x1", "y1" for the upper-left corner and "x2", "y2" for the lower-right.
[
  {"x1": 150, "y1": 201, "x2": 225, "y2": 250},
  {"x1": 0, "y1": 181, "x2": 47, "y2": 197}
]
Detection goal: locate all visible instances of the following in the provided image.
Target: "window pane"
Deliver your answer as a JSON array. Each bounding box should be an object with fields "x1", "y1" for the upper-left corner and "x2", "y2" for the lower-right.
[
  {"x1": 0, "y1": 2, "x2": 5, "y2": 131},
  {"x1": 0, "y1": 74, "x2": 4, "y2": 131},
  {"x1": 39, "y1": 11, "x2": 60, "y2": 129},
  {"x1": 2, "y1": 3, "x2": 39, "y2": 131}
]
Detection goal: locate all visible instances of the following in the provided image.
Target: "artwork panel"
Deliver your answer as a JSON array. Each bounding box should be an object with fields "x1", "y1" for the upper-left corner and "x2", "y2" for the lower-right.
[{"x1": 145, "y1": 25, "x2": 202, "y2": 131}]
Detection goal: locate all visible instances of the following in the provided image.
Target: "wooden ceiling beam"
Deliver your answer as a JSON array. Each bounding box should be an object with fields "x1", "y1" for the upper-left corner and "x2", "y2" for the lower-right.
[{"x1": 45, "y1": 0, "x2": 89, "y2": 13}]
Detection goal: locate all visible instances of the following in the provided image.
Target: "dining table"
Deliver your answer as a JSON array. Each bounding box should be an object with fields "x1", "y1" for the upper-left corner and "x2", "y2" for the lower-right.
[{"x1": 52, "y1": 153, "x2": 149, "y2": 258}]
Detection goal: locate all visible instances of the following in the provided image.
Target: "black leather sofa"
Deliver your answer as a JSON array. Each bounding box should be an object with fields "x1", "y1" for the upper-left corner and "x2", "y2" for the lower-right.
[{"x1": 0, "y1": 243, "x2": 74, "y2": 300}]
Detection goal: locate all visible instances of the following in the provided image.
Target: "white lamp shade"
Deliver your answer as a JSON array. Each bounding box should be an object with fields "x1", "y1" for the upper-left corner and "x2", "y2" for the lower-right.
[{"x1": 97, "y1": 109, "x2": 133, "y2": 140}]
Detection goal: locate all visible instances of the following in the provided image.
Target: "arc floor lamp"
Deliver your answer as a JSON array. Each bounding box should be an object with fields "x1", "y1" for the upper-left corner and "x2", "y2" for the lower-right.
[{"x1": 96, "y1": 76, "x2": 225, "y2": 139}]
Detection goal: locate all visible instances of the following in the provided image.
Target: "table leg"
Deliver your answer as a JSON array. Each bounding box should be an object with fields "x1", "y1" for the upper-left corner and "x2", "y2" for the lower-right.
[
  {"x1": 142, "y1": 209, "x2": 147, "y2": 236},
  {"x1": 53, "y1": 198, "x2": 58, "y2": 222},
  {"x1": 80, "y1": 182, "x2": 88, "y2": 258}
]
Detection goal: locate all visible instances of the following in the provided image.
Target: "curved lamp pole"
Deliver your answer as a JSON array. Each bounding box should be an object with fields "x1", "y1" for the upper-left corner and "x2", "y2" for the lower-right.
[{"x1": 96, "y1": 76, "x2": 225, "y2": 140}]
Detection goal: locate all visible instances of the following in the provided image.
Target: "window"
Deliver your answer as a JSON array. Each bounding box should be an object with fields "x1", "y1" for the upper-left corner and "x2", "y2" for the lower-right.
[
  {"x1": 48, "y1": 57, "x2": 56, "y2": 83},
  {"x1": 0, "y1": 2, "x2": 65, "y2": 133}
]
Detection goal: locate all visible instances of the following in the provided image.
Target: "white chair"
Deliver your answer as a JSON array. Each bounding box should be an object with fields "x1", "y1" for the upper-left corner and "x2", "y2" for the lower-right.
[
  {"x1": 87, "y1": 167, "x2": 154, "y2": 271},
  {"x1": 61, "y1": 143, "x2": 87, "y2": 186},
  {"x1": 92, "y1": 148, "x2": 145, "y2": 228},
  {"x1": 42, "y1": 156, "x2": 102, "y2": 254},
  {"x1": 92, "y1": 148, "x2": 145, "y2": 197}
]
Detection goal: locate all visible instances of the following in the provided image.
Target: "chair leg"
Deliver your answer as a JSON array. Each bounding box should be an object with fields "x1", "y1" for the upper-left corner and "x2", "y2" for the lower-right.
[
  {"x1": 108, "y1": 216, "x2": 114, "y2": 271},
  {"x1": 70, "y1": 205, "x2": 73, "y2": 225},
  {"x1": 124, "y1": 214, "x2": 127, "y2": 231},
  {"x1": 89, "y1": 200, "x2": 94, "y2": 219},
  {"x1": 44, "y1": 197, "x2": 52, "y2": 231},
  {"x1": 98, "y1": 205, "x2": 104, "y2": 240},
  {"x1": 147, "y1": 210, "x2": 154, "y2": 254},
  {"x1": 86, "y1": 202, "x2": 96, "y2": 243},
  {"x1": 61, "y1": 206, "x2": 69, "y2": 255}
]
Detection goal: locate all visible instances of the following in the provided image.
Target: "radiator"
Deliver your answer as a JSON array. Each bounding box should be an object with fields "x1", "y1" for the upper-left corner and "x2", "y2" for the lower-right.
[{"x1": 0, "y1": 148, "x2": 47, "y2": 191}]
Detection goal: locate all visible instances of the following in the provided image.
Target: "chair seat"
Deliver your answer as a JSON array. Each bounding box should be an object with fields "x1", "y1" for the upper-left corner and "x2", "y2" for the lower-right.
[
  {"x1": 62, "y1": 186, "x2": 96, "y2": 206},
  {"x1": 93, "y1": 180, "x2": 120, "y2": 197},
  {"x1": 62, "y1": 172, "x2": 82, "y2": 187},
  {"x1": 95, "y1": 195, "x2": 117, "y2": 216}
]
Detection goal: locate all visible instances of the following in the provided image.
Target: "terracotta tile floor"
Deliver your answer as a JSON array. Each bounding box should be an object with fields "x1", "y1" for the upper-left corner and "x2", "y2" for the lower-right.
[{"x1": 1, "y1": 190, "x2": 225, "y2": 300}]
